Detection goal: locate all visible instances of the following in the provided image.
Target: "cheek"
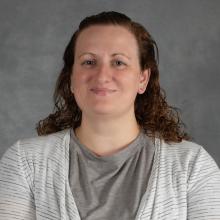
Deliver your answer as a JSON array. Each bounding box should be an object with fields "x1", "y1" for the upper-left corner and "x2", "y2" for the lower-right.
[
  {"x1": 71, "y1": 71, "x2": 86, "y2": 88},
  {"x1": 121, "y1": 73, "x2": 140, "y2": 90}
]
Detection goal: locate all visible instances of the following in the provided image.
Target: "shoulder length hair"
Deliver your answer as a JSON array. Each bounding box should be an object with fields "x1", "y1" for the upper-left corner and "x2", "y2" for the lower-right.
[{"x1": 36, "y1": 11, "x2": 190, "y2": 143}]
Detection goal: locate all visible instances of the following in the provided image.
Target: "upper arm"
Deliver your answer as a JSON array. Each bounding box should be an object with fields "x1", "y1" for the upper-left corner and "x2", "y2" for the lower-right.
[
  {"x1": 0, "y1": 141, "x2": 36, "y2": 220},
  {"x1": 187, "y1": 146, "x2": 220, "y2": 219}
]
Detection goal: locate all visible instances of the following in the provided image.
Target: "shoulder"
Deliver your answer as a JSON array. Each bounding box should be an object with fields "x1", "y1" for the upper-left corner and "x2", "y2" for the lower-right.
[
  {"x1": 157, "y1": 138, "x2": 219, "y2": 177},
  {"x1": 15, "y1": 128, "x2": 71, "y2": 161},
  {"x1": 160, "y1": 139, "x2": 202, "y2": 162}
]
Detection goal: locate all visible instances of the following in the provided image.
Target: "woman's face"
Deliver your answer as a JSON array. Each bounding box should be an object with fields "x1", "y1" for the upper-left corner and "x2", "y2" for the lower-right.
[{"x1": 71, "y1": 25, "x2": 150, "y2": 118}]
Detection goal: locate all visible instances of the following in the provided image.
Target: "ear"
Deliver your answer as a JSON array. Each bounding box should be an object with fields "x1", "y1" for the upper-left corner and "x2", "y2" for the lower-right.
[
  {"x1": 70, "y1": 86, "x2": 74, "y2": 94},
  {"x1": 70, "y1": 73, "x2": 74, "y2": 94},
  {"x1": 138, "y1": 68, "x2": 151, "y2": 94}
]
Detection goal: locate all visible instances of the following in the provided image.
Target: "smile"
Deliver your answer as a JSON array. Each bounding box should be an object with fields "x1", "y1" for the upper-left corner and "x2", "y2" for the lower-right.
[{"x1": 90, "y1": 88, "x2": 117, "y2": 96}]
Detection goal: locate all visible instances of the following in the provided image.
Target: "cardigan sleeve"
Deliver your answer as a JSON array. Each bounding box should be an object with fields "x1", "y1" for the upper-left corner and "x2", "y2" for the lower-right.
[
  {"x1": 187, "y1": 146, "x2": 220, "y2": 220},
  {"x1": 0, "y1": 141, "x2": 36, "y2": 220}
]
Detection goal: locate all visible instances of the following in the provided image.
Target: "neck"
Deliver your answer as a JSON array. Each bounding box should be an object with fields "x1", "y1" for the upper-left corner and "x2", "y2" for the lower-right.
[{"x1": 74, "y1": 113, "x2": 141, "y2": 156}]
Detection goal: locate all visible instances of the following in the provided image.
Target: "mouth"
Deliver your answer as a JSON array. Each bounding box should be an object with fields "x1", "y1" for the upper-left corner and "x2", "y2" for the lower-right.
[{"x1": 90, "y1": 88, "x2": 117, "y2": 96}]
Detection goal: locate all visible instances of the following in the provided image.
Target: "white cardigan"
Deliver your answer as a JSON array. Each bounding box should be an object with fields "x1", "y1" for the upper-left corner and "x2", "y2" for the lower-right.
[{"x1": 0, "y1": 128, "x2": 220, "y2": 220}]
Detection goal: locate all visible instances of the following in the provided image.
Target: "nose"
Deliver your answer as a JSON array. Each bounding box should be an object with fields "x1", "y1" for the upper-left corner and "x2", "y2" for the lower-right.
[{"x1": 95, "y1": 63, "x2": 112, "y2": 83}]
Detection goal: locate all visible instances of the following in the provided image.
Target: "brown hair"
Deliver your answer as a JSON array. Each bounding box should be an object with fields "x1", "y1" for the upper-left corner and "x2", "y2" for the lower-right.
[{"x1": 36, "y1": 11, "x2": 190, "y2": 143}]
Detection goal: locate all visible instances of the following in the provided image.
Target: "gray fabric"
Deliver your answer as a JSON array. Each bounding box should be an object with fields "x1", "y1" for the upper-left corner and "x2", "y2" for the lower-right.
[
  {"x1": 69, "y1": 129, "x2": 155, "y2": 220},
  {"x1": 1, "y1": 129, "x2": 220, "y2": 219}
]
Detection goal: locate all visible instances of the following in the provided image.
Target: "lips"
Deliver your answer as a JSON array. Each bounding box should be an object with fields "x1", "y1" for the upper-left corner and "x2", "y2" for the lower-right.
[{"x1": 90, "y1": 87, "x2": 116, "y2": 95}]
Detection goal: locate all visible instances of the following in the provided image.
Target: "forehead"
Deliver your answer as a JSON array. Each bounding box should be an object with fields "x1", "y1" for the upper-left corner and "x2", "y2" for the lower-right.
[{"x1": 75, "y1": 25, "x2": 139, "y2": 56}]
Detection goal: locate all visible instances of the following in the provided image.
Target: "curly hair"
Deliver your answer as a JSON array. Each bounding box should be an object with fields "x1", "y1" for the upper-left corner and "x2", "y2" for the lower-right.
[{"x1": 36, "y1": 11, "x2": 190, "y2": 143}]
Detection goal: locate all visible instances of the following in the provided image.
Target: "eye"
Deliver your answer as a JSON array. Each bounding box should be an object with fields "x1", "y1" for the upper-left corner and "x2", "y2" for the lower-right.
[
  {"x1": 113, "y1": 60, "x2": 126, "y2": 67},
  {"x1": 81, "y1": 60, "x2": 96, "y2": 66}
]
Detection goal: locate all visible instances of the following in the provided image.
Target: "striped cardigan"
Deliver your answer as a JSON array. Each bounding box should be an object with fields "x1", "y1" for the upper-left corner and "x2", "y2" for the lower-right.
[{"x1": 0, "y1": 128, "x2": 220, "y2": 220}]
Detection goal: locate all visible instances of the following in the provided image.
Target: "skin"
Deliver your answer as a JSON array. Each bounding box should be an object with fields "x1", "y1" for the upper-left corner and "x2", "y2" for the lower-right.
[{"x1": 70, "y1": 25, "x2": 150, "y2": 156}]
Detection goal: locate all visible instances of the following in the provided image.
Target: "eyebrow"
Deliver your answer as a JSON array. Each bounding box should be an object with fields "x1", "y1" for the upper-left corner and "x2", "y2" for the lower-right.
[
  {"x1": 78, "y1": 52, "x2": 96, "y2": 58},
  {"x1": 112, "y1": 53, "x2": 131, "y2": 60},
  {"x1": 78, "y1": 52, "x2": 131, "y2": 60}
]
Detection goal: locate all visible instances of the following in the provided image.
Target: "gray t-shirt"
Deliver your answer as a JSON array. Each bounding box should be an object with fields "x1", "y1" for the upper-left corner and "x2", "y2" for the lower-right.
[{"x1": 69, "y1": 128, "x2": 155, "y2": 220}]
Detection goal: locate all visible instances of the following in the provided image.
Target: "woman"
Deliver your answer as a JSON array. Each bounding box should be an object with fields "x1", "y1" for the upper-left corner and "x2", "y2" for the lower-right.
[{"x1": 0, "y1": 11, "x2": 220, "y2": 220}]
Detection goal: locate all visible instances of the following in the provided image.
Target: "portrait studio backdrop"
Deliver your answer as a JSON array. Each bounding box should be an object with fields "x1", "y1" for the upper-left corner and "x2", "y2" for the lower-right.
[{"x1": 0, "y1": 0, "x2": 220, "y2": 166}]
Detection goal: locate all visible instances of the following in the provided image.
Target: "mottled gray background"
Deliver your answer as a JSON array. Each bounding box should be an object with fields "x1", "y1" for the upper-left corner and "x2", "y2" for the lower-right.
[{"x1": 0, "y1": 0, "x2": 220, "y2": 165}]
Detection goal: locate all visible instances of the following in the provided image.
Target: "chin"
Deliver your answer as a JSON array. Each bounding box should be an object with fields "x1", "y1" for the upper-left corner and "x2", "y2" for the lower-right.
[
  {"x1": 89, "y1": 107, "x2": 120, "y2": 117},
  {"x1": 92, "y1": 109, "x2": 115, "y2": 115}
]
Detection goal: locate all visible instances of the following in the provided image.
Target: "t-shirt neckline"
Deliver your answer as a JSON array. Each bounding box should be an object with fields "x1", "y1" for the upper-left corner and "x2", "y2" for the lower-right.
[{"x1": 69, "y1": 128, "x2": 149, "y2": 164}]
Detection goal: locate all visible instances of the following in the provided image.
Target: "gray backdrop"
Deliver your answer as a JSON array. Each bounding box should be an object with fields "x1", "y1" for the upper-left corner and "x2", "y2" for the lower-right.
[{"x1": 0, "y1": 0, "x2": 220, "y2": 165}]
